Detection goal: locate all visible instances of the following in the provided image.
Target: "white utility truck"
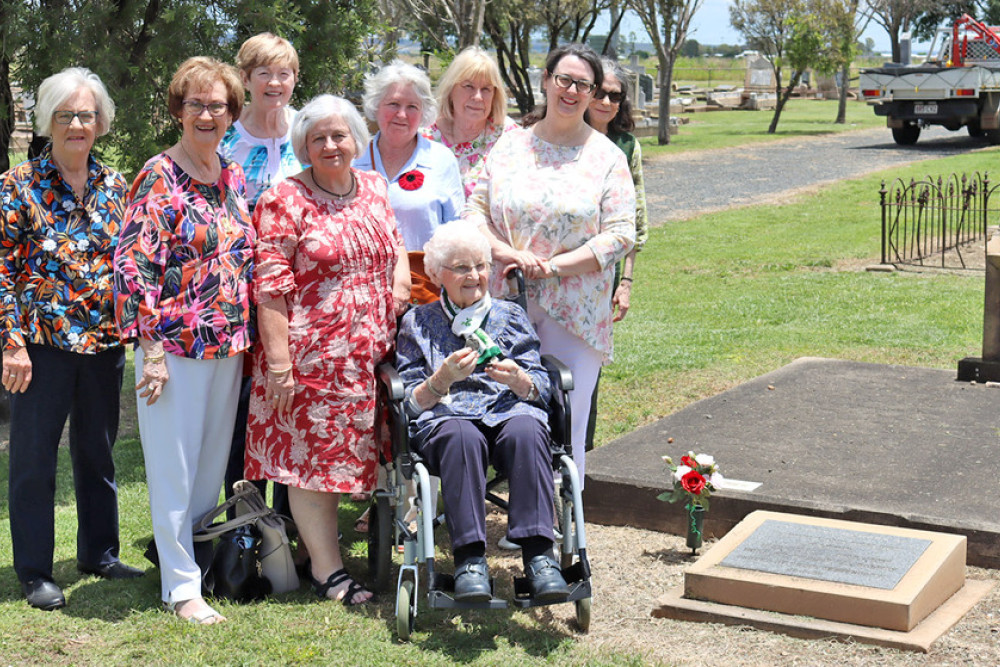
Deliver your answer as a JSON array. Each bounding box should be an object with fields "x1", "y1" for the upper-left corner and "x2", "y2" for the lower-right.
[{"x1": 860, "y1": 14, "x2": 1000, "y2": 145}]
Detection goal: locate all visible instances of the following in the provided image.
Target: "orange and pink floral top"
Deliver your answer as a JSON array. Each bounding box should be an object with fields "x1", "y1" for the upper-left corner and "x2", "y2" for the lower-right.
[
  {"x1": 0, "y1": 147, "x2": 126, "y2": 353},
  {"x1": 421, "y1": 116, "x2": 519, "y2": 198},
  {"x1": 114, "y1": 153, "x2": 255, "y2": 359},
  {"x1": 464, "y1": 126, "x2": 635, "y2": 362}
]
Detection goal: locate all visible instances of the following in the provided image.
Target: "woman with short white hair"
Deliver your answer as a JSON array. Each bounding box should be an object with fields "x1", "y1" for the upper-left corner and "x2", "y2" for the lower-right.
[
  {"x1": 2, "y1": 66, "x2": 142, "y2": 612},
  {"x1": 355, "y1": 60, "x2": 463, "y2": 305},
  {"x1": 244, "y1": 94, "x2": 410, "y2": 606},
  {"x1": 396, "y1": 221, "x2": 569, "y2": 603}
]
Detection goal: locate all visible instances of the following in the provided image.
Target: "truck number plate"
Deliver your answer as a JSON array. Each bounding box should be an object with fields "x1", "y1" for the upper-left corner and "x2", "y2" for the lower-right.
[{"x1": 914, "y1": 103, "x2": 938, "y2": 114}]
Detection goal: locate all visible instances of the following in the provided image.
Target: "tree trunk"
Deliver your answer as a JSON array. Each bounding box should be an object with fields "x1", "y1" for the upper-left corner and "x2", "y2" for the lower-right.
[
  {"x1": 835, "y1": 62, "x2": 849, "y2": 124},
  {"x1": 658, "y1": 56, "x2": 673, "y2": 145},
  {"x1": 769, "y1": 69, "x2": 802, "y2": 134},
  {"x1": 0, "y1": 50, "x2": 13, "y2": 173}
]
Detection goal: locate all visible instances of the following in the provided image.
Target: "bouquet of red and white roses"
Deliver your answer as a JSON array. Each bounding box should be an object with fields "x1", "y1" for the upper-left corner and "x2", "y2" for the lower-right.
[{"x1": 658, "y1": 451, "x2": 723, "y2": 510}]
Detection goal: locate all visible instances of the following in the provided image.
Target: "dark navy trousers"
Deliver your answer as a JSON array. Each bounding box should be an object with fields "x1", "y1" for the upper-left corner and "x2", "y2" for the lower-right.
[
  {"x1": 414, "y1": 415, "x2": 555, "y2": 550},
  {"x1": 8, "y1": 343, "x2": 125, "y2": 582}
]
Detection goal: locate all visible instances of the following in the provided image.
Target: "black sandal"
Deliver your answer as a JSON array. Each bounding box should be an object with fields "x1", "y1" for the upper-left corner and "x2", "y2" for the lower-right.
[{"x1": 310, "y1": 568, "x2": 372, "y2": 606}]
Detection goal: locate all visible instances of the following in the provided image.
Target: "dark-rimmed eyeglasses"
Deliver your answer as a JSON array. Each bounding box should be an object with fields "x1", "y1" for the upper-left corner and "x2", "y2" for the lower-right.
[
  {"x1": 552, "y1": 73, "x2": 597, "y2": 94},
  {"x1": 53, "y1": 110, "x2": 99, "y2": 125},
  {"x1": 182, "y1": 100, "x2": 229, "y2": 117},
  {"x1": 594, "y1": 89, "x2": 625, "y2": 104}
]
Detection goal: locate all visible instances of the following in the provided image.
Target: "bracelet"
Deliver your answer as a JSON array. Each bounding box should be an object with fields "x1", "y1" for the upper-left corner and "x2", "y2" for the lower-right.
[
  {"x1": 549, "y1": 260, "x2": 560, "y2": 277},
  {"x1": 525, "y1": 382, "x2": 539, "y2": 402},
  {"x1": 620, "y1": 277, "x2": 634, "y2": 283},
  {"x1": 268, "y1": 363, "x2": 293, "y2": 376},
  {"x1": 426, "y1": 378, "x2": 448, "y2": 398},
  {"x1": 144, "y1": 353, "x2": 165, "y2": 364}
]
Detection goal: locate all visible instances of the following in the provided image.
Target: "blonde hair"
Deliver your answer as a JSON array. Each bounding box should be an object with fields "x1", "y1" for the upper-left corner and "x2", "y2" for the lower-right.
[
  {"x1": 167, "y1": 57, "x2": 244, "y2": 122},
  {"x1": 436, "y1": 46, "x2": 507, "y2": 126},
  {"x1": 236, "y1": 32, "x2": 299, "y2": 76},
  {"x1": 34, "y1": 67, "x2": 115, "y2": 137}
]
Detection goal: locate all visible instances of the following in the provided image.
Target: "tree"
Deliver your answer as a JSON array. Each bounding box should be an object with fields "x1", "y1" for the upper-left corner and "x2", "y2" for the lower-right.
[
  {"x1": 730, "y1": 0, "x2": 826, "y2": 133},
  {"x1": 3, "y1": 0, "x2": 379, "y2": 179},
  {"x1": 0, "y1": 0, "x2": 29, "y2": 173},
  {"x1": 821, "y1": 0, "x2": 864, "y2": 123},
  {"x1": 383, "y1": 0, "x2": 488, "y2": 51},
  {"x1": 484, "y1": 0, "x2": 540, "y2": 116},
  {"x1": 629, "y1": 0, "x2": 706, "y2": 144},
  {"x1": 866, "y1": 0, "x2": 932, "y2": 62},
  {"x1": 682, "y1": 38, "x2": 701, "y2": 56}
]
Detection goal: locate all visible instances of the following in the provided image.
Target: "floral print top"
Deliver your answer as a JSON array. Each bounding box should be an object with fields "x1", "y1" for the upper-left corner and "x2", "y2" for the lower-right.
[
  {"x1": 218, "y1": 108, "x2": 303, "y2": 213},
  {"x1": 114, "y1": 153, "x2": 255, "y2": 359},
  {"x1": 0, "y1": 146, "x2": 127, "y2": 353},
  {"x1": 421, "y1": 116, "x2": 519, "y2": 198},
  {"x1": 464, "y1": 127, "x2": 635, "y2": 362}
]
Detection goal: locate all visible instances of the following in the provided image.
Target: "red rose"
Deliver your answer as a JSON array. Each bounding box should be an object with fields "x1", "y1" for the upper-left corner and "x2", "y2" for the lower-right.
[
  {"x1": 681, "y1": 455, "x2": 696, "y2": 468},
  {"x1": 680, "y1": 470, "x2": 707, "y2": 496},
  {"x1": 399, "y1": 170, "x2": 424, "y2": 191}
]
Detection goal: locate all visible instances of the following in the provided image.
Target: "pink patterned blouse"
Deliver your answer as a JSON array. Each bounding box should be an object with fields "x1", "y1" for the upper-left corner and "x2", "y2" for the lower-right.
[
  {"x1": 464, "y1": 126, "x2": 635, "y2": 362},
  {"x1": 421, "y1": 116, "x2": 519, "y2": 198}
]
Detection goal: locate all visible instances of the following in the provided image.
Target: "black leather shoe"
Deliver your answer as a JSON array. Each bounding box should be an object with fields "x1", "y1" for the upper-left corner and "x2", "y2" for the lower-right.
[
  {"x1": 21, "y1": 578, "x2": 66, "y2": 611},
  {"x1": 453, "y1": 556, "x2": 491, "y2": 602},
  {"x1": 525, "y1": 554, "x2": 570, "y2": 601},
  {"x1": 78, "y1": 561, "x2": 144, "y2": 580}
]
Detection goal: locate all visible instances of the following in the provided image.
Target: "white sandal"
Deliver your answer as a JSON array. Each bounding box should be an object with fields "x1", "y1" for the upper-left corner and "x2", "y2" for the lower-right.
[{"x1": 165, "y1": 599, "x2": 226, "y2": 625}]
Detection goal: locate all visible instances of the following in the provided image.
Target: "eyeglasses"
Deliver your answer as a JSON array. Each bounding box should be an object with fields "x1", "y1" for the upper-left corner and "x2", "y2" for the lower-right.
[
  {"x1": 444, "y1": 262, "x2": 490, "y2": 277},
  {"x1": 594, "y1": 89, "x2": 625, "y2": 104},
  {"x1": 182, "y1": 100, "x2": 229, "y2": 117},
  {"x1": 552, "y1": 73, "x2": 597, "y2": 94},
  {"x1": 53, "y1": 110, "x2": 99, "y2": 125}
]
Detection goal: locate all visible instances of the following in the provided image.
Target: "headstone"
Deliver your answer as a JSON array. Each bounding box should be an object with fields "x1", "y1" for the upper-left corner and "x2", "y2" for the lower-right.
[
  {"x1": 957, "y1": 225, "x2": 1000, "y2": 380},
  {"x1": 744, "y1": 55, "x2": 775, "y2": 93}
]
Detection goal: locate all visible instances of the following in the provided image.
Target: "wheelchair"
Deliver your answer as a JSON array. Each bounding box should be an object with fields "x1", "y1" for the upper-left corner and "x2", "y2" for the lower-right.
[{"x1": 367, "y1": 278, "x2": 593, "y2": 640}]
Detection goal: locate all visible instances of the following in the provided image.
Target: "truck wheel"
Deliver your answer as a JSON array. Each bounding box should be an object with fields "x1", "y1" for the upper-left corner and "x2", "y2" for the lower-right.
[
  {"x1": 985, "y1": 129, "x2": 1000, "y2": 145},
  {"x1": 892, "y1": 124, "x2": 920, "y2": 145},
  {"x1": 968, "y1": 121, "x2": 984, "y2": 137}
]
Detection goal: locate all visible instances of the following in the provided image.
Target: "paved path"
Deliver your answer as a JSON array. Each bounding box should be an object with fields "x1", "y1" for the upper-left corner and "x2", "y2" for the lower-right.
[{"x1": 643, "y1": 125, "x2": 994, "y2": 224}]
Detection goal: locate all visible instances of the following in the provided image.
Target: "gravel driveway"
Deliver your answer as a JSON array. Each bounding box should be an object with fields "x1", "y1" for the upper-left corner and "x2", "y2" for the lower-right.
[{"x1": 644, "y1": 125, "x2": 994, "y2": 225}]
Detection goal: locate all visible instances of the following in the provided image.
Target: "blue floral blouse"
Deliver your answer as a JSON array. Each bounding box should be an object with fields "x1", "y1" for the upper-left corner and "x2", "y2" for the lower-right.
[
  {"x1": 0, "y1": 146, "x2": 127, "y2": 353},
  {"x1": 396, "y1": 298, "x2": 552, "y2": 443}
]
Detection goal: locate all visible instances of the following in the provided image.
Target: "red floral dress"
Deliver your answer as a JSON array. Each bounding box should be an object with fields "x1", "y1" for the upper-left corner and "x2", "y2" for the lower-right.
[{"x1": 245, "y1": 170, "x2": 400, "y2": 493}]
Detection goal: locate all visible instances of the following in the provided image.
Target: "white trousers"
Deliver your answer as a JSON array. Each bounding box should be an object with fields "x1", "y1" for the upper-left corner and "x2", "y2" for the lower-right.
[
  {"x1": 527, "y1": 302, "x2": 603, "y2": 482},
  {"x1": 135, "y1": 349, "x2": 242, "y2": 603}
]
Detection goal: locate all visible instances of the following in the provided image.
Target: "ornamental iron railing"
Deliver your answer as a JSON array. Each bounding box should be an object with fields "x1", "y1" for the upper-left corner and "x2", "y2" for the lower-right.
[{"x1": 880, "y1": 172, "x2": 996, "y2": 269}]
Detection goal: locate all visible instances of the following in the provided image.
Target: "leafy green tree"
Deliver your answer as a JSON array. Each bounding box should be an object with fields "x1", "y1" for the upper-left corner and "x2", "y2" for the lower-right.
[
  {"x1": 484, "y1": 0, "x2": 540, "y2": 116},
  {"x1": 0, "y1": 0, "x2": 29, "y2": 172},
  {"x1": 629, "y1": 0, "x2": 706, "y2": 144},
  {"x1": 731, "y1": 0, "x2": 826, "y2": 133},
  {"x1": 4, "y1": 0, "x2": 379, "y2": 180},
  {"x1": 681, "y1": 38, "x2": 701, "y2": 56}
]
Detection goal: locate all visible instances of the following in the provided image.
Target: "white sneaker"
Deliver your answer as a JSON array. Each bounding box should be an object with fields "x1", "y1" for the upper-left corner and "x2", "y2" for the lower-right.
[{"x1": 498, "y1": 536, "x2": 521, "y2": 550}]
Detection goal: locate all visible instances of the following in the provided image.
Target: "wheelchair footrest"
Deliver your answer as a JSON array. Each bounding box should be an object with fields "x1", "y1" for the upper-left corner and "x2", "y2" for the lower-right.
[
  {"x1": 427, "y1": 573, "x2": 509, "y2": 610},
  {"x1": 510, "y1": 576, "x2": 591, "y2": 609}
]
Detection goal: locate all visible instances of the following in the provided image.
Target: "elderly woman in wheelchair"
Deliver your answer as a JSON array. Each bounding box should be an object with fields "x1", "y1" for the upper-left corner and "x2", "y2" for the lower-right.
[{"x1": 394, "y1": 221, "x2": 570, "y2": 603}]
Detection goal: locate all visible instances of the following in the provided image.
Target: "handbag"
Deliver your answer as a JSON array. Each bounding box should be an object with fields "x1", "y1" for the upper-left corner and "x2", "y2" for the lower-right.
[
  {"x1": 206, "y1": 523, "x2": 269, "y2": 602},
  {"x1": 230, "y1": 480, "x2": 299, "y2": 595}
]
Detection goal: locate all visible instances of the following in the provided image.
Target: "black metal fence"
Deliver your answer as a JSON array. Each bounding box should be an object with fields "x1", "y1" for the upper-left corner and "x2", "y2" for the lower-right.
[{"x1": 880, "y1": 172, "x2": 997, "y2": 269}]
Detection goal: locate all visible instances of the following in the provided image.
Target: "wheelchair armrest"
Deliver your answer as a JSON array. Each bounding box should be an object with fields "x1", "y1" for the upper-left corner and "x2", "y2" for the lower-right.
[
  {"x1": 541, "y1": 354, "x2": 574, "y2": 392},
  {"x1": 377, "y1": 362, "x2": 405, "y2": 401}
]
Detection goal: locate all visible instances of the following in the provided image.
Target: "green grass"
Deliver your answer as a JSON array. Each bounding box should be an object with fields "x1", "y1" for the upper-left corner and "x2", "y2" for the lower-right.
[
  {"x1": 641, "y1": 98, "x2": 885, "y2": 156},
  {"x1": 1, "y1": 123, "x2": 997, "y2": 664}
]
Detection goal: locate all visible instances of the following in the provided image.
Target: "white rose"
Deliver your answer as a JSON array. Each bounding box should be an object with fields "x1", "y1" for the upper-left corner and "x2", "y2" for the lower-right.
[
  {"x1": 710, "y1": 472, "x2": 725, "y2": 488},
  {"x1": 90, "y1": 211, "x2": 102, "y2": 225},
  {"x1": 695, "y1": 453, "x2": 715, "y2": 467},
  {"x1": 42, "y1": 239, "x2": 57, "y2": 252},
  {"x1": 674, "y1": 465, "x2": 692, "y2": 482},
  {"x1": 76, "y1": 239, "x2": 90, "y2": 251}
]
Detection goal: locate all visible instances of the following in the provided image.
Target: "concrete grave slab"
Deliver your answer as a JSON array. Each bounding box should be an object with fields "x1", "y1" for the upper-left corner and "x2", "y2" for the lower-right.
[{"x1": 584, "y1": 357, "x2": 1000, "y2": 567}]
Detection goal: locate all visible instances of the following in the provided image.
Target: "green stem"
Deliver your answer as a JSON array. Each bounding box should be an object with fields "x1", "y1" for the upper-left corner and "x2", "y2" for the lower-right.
[{"x1": 685, "y1": 502, "x2": 702, "y2": 541}]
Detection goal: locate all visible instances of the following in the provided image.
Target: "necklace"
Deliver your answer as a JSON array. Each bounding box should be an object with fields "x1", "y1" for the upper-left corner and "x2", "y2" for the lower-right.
[
  {"x1": 312, "y1": 169, "x2": 356, "y2": 200},
  {"x1": 178, "y1": 140, "x2": 218, "y2": 182}
]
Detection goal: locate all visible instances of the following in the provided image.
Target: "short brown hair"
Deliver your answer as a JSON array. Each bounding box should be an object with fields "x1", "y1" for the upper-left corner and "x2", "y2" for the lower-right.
[
  {"x1": 236, "y1": 32, "x2": 299, "y2": 76},
  {"x1": 167, "y1": 57, "x2": 244, "y2": 121}
]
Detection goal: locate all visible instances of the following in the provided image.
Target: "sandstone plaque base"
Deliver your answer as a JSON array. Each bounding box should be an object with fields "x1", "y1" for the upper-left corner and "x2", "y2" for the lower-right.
[
  {"x1": 651, "y1": 579, "x2": 993, "y2": 653},
  {"x1": 683, "y1": 511, "x2": 967, "y2": 632}
]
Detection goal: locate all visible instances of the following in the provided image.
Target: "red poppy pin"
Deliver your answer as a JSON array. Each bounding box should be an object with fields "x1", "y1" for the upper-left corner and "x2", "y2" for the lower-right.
[{"x1": 399, "y1": 170, "x2": 425, "y2": 191}]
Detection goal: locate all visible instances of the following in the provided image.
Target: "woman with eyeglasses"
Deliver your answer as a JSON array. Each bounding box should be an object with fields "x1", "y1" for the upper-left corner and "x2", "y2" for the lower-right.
[
  {"x1": 1, "y1": 67, "x2": 143, "y2": 612},
  {"x1": 583, "y1": 57, "x2": 650, "y2": 453},
  {"x1": 114, "y1": 57, "x2": 255, "y2": 625},
  {"x1": 466, "y1": 43, "x2": 635, "y2": 481}
]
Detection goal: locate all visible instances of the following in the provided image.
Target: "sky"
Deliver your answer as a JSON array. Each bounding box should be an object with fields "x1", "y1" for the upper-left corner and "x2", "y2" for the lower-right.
[{"x1": 600, "y1": 0, "x2": 916, "y2": 55}]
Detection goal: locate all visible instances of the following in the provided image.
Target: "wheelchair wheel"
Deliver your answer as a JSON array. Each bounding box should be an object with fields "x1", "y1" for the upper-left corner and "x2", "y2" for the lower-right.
[
  {"x1": 575, "y1": 597, "x2": 591, "y2": 633},
  {"x1": 396, "y1": 579, "x2": 416, "y2": 640},
  {"x1": 367, "y1": 495, "x2": 392, "y2": 593}
]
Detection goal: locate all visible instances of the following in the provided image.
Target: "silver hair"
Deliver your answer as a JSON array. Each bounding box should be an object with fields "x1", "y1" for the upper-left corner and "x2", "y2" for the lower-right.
[
  {"x1": 362, "y1": 60, "x2": 437, "y2": 128},
  {"x1": 290, "y1": 94, "x2": 370, "y2": 167},
  {"x1": 423, "y1": 221, "x2": 493, "y2": 285},
  {"x1": 34, "y1": 67, "x2": 115, "y2": 138},
  {"x1": 600, "y1": 57, "x2": 632, "y2": 88}
]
